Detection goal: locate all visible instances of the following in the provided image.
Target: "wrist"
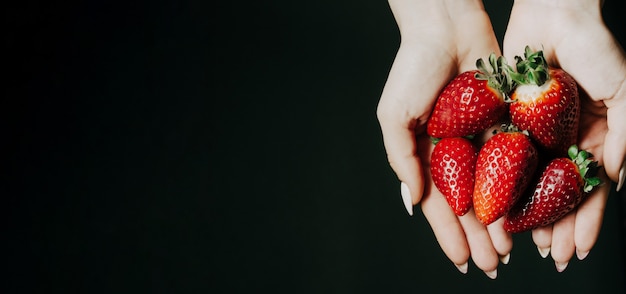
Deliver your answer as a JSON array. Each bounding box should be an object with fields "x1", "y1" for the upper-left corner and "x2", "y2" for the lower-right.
[
  {"x1": 512, "y1": 0, "x2": 603, "y2": 17},
  {"x1": 389, "y1": 0, "x2": 486, "y2": 34}
]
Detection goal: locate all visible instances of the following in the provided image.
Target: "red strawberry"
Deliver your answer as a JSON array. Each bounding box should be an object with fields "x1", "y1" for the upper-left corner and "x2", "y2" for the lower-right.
[
  {"x1": 427, "y1": 53, "x2": 513, "y2": 138},
  {"x1": 473, "y1": 126, "x2": 539, "y2": 225},
  {"x1": 430, "y1": 137, "x2": 478, "y2": 216},
  {"x1": 504, "y1": 145, "x2": 602, "y2": 233},
  {"x1": 509, "y1": 46, "x2": 580, "y2": 156}
]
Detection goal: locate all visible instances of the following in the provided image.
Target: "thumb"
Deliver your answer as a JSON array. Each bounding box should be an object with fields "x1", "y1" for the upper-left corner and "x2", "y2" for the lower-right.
[
  {"x1": 376, "y1": 44, "x2": 451, "y2": 215},
  {"x1": 378, "y1": 121, "x2": 426, "y2": 216},
  {"x1": 604, "y1": 98, "x2": 626, "y2": 191}
]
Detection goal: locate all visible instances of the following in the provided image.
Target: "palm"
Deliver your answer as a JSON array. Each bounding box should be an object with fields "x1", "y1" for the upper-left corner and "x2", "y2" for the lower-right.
[
  {"x1": 503, "y1": 1, "x2": 625, "y2": 266},
  {"x1": 378, "y1": 3, "x2": 508, "y2": 275},
  {"x1": 578, "y1": 95, "x2": 608, "y2": 163}
]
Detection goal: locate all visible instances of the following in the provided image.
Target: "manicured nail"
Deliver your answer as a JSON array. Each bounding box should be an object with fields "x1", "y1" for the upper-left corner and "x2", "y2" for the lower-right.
[
  {"x1": 537, "y1": 246, "x2": 550, "y2": 258},
  {"x1": 576, "y1": 249, "x2": 589, "y2": 260},
  {"x1": 400, "y1": 182, "x2": 413, "y2": 216},
  {"x1": 617, "y1": 161, "x2": 625, "y2": 192},
  {"x1": 499, "y1": 253, "x2": 511, "y2": 265},
  {"x1": 555, "y1": 261, "x2": 569, "y2": 272},
  {"x1": 484, "y1": 269, "x2": 498, "y2": 279},
  {"x1": 455, "y1": 262, "x2": 468, "y2": 274}
]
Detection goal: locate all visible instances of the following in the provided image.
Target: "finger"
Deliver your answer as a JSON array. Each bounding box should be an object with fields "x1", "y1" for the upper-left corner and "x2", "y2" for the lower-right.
[
  {"x1": 532, "y1": 226, "x2": 553, "y2": 258},
  {"x1": 550, "y1": 212, "x2": 576, "y2": 272},
  {"x1": 378, "y1": 118, "x2": 425, "y2": 215},
  {"x1": 454, "y1": 14, "x2": 502, "y2": 72},
  {"x1": 502, "y1": 3, "x2": 546, "y2": 67},
  {"x1": 604, "y1": 101, "x2": 626, "y2": 190},
  {"x1": 377, "y1": 45, "x2": 454, "y2": 212},
  {"x1": 458, "y1": 210, "x2": 499, "y2": 279},
  {"x1": 556, "y1": 25, "x2": 626, "y2": 188},
  {"x1": 574, "y1": 172, "x2": 611, "y2": 260},
  {"x1": 486, "y1": 218, "x2": 513, "y2": 264},
  {"x1": 420, "y1": 182, "x2": 470, "y2": 273}
]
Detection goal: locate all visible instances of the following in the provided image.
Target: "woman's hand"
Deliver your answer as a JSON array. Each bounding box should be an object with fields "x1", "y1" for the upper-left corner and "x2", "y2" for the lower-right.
[
  {"x1": 503, "y1": 0, "x2": 626, "y2": 272},
  {"x1": 377, "y1": 0, "x2": 511, "y2": 278}
]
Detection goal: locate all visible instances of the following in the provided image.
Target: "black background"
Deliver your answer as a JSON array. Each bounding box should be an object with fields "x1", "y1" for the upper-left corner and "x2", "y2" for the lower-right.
[{"x1": 5, "y1": 0, "x2": 626, "y2": 293}]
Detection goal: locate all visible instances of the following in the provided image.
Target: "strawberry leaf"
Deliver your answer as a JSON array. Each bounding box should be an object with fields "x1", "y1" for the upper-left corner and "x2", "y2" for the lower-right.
[
  {"x1": 430, "y1": 137, "x2": 442, "y2": 145},
  {"x1": 463, "y1": 134, "x2": 476, "y2": 140},
  {"x1": 575, "y1": 150, "x2": 589, "y2": 165},
  {"x1": 510, "y1": 46, "x2": 550, "y2": 86},
  {"x1": 568, "y1": 145, "x2": 603, "y2": 193},
  {"x1": 568, "y1": 145, "x2": 579, "y2": 160},
  {"x1": 475, "y1": 53, "x2": 517, "y2": 99},
  {"x1": 579, "y1": 166, "x2": 589, "y2": 178},
  {"x1": 584, "y1": 177, "x2": 602, "y2": 193}
]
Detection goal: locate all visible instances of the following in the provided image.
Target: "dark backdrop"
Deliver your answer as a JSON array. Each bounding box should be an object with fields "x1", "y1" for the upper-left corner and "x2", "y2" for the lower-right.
[{"x1": 5, "y1": 0, "x2": 625, "y2": 293}]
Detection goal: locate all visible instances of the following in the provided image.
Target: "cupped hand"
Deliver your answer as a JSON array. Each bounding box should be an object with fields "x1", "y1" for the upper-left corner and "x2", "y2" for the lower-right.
[
  {"x1": 377, "y1": 0, "x2": 511, "y2": 278},
  {"x1": 503, "y1": 0, "x2": 626, "y2": 271}
]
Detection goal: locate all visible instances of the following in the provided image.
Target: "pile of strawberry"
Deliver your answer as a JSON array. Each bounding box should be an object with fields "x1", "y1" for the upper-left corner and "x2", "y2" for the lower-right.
[{"x1": 427, "y1": 46, "x2": 602, "y2": 233}]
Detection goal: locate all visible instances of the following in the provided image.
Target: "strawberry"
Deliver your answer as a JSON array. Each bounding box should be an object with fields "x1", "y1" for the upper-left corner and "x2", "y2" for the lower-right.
[
  {"x1": 504, "y1": 145, "x2": 602, "y2": 233},
  {"x1": 430, "y1": 137, "x2": 478, "y2": 216},
  {"x1": 427, "y1": 53, "x2": 513, "y2": 138},
  {"x1": 508, "y1": 46, "x2": 580, "y2": 156},
  {"x1": 473, "y1": 125, "x2": 539, "y2": 225}
]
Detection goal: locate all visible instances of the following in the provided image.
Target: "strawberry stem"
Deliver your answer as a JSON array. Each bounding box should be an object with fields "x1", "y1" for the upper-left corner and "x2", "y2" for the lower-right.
[
  {"x1": 475, "y1": 53, "x2": 516, "y2": 102},
  {"x1": 499, "y1": 122, "x2": 529, "y2": 136},
  {"x1": 567, "y1": 145, "x2": 603, "y2": 193},
  {"x1": 509, "y1": 46, "x2": 550, "y2": 87}
]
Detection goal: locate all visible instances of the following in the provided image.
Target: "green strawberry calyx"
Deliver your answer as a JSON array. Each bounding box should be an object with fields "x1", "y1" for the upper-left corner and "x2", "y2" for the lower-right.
[
  {"x1": 474, "y1": 52, "x2": 516, "y2": 102},
  {"x1": 498, "y1": 122, "x2": 530, "y2": 136},
  {"x1": 430, "y1": 135, "x2": 475, "y2": 146},
  {"x1": 509, "y1": 46, "x2": 550, "y2": 87},
  {"x1": 567, "y1": 145, "x2": 603, "y2": 193}
]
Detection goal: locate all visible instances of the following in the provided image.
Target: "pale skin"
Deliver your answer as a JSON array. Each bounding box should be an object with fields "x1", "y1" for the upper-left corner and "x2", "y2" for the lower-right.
[
  {"x1": 504, "y1": 0, "x2": 626, "y2": 271},
  {"x1": 377, "y1": 0, "x2": 626, "y2": 278}
]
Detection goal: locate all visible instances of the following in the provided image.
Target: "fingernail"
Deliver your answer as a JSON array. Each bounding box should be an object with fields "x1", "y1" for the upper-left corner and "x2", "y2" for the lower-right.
[
  {"x1": 555, "y1": 261, "x2": 569, "y2": 272},
  {"x1": 617, "y1": 161, "x2": 625, "y2": 192},
  {"x1": 455, "y1": 262, "x2": 468, "y2": 274},
  {"x1": 499, "y1": 253, "x2": 511, "y2": 265},
  {"x1": 576, "y1": 249, "x2": 589, "y2": 260},
  {"x1": 484, "y1": 269, "x2": 498, "y2": 279},
  {"x1": 537, "y1": 246, "x2": 551, "y2": 258},
  {"x1": 401, "y1": 182, "x2": 413, "y2": 216}
]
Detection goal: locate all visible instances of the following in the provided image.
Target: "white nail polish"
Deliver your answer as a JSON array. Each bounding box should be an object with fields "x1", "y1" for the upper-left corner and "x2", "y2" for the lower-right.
[
  {"x1": 617, "y1": 161, "x2": 625, "y2": 192},
  {"x1": 455, "y1": 262, "x2": 468, "y2": 274},
  {"x1": 484, "y1": 269, "x2": 497, "y2": 279},
  {"x1": 576, "y1": 249, "x2": 589, "y2": 260},
  {"x1": 499, "y1": 253, "x2": 511, "y2": 265},
  {"x1": 555, "y1": 261, "x2": 569, "y2": 272},
  {"x1": 537, "y1": 246, "x2": 550, "y2": 258},
  {"x1": 401, "y1": 182, "x2": 413, "y2": 216}
]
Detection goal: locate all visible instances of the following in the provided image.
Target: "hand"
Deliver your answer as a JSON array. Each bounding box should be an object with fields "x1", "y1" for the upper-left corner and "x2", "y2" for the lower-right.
[
  {"x1": 503, "y1": 0, "x2": 626, "y2": 271},
  {"x1": 377, "y1": 0, "x2": 510, "y2": 278}
]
